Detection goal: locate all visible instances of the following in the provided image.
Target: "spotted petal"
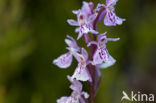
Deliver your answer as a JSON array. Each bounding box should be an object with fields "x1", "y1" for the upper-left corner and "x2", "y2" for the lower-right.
[
  {"x1": 93, "y1": 48, "x2": 109, "y2": 65},
  {"x1": 53, "y1": 52, "x2": 73, "y2": 68},
  {"x1": 104, "y1": 11, "x2": 116, "y2": 26},
  {"x1": 72, "y1": 66, "x2": 92, "y2": 82},
  {"x1": 96, "y1": 55, "x2": 116, "y2": 69},
  {"x1": 104, "y1": 11, "x2": 125, "y2": 26}
]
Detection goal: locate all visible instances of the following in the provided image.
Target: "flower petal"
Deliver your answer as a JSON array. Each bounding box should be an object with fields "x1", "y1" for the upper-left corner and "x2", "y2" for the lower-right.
[
  {"x1": 75, "y1": 27, "x2": 80, "y2": 33},
  {"x1": 77, "y1": 29, "x2": 83, "y2": 40},
  {"x1": 87, "y1": 13, "x2": 97, "y2": 23},
  {"x1": 97, "y1": 32, "x2": 107, "y2": 41},
  {"x1": 106, "y1": 0, "x2": 118, "y2": 6},
  {"x1": 79, "y1": 97, "x2": 86, "y2": 103},
  {"x1": 93, "y1": 49, "x2": 103, "y2": 65},
  {"x1": 104, "y1": 11, "x2": 125, "y2": 26},
  {"x1": 104, "y1": 11, "x2": 116, "y2": 26},
  {"x1": 72, "y1": 66, "x2": 92, "y2": 82},
  {"x1": 82, "y1": 92, "x2": 89, "y2": 99},
  {"x1": 53, "y1": 52, "x2": 73, "y2": 68},
  {"x1": 67, "y1": 76, "x2": 82, "y2": 94},
  {"x1": 65, "y1": 35, "x2": 80, "y2": 51},
  {"x1": 57, "y1": 96, "x2": 68, "y2": 103},
  {"x1": 115, "y1": 16, "x2": 126, "y2": 25},
  {"x1": 96, "y1": 55, "x2": 116, "y2": 69},
  {"x1": 90, "y1": 29, "x2": 98, "y2": 34},
  {"x1": 67, "y1": 19, "x2": 79, "y2": 26},
  {"x1": 72, "y1": 10, "x2": 80, "y2": 14},
  {"x1": 81, "y1": 1, "x2": 92, "y2": 15},
  {"x1": 93, "y1": 48, "x2": 109, "y2": 65},
  {"x1": 81, "y1": 48, "x2": 88, "y2": 61},
  {"x1": 107, "y1": 37, "x2": 120, "y2": 42}
]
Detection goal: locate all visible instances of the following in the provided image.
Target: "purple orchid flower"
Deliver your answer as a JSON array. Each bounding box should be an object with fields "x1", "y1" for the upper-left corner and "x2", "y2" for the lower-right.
[
  {"x1": 87, "y1": 32, "x2": 119, "y2": 68},
  {"x1": 57, "y1": 76, "x2": 89, "y2": 103},
  {"x1": 67, "y1": 1, "x2": 98, "y2": 40},
  {"x1": 53, "y1": 35, "x2": 80, "y2": 69},
  {"x1": 71, "y1": 48, "x2": 92, "y2": 82},
  {"x1": 96, "y1": 0, "x2": 125, "y2": 26}
]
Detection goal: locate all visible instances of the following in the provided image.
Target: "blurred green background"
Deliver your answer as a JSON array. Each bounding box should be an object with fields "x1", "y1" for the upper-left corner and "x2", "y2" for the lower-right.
[{"x1": 0, "y1": 0, "x2": 156, "y2": 103}]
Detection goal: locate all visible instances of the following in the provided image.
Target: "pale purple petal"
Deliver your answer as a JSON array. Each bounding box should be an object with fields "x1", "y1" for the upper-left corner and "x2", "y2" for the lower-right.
[
  {"x1": 89, "y1": 29, "x2": 98, "y2": 34},
  {"x1": 106, "y1": 0, "x2": 118, "y2": 6},
  {"x1": 79, "y1": 97, "x2": 86, "y2": 103},
  {"x1": 53, "y1": 52, "x2": 73, "y2": 68},
  {"x1": 81, "y1": 1, "x2": 92, "y2": 15},
  {"x1": 104, "y1": 11, "x2": 116, "y2": 26},
  {"x1": 115, "y1": 16, "x2": 126, "y2": 25},
  {"x1": 88, "y1": 2, "x2": 94, "y2": 9},
  {"x1": 72, "y1": 66, "x2": 92, "y2": 82},
  {"x1": 93, "y1": 48, "x2": 109, "y2": 65},
  {"x1": 107, "y1": 37, "x2": 120, "y2": 42},
  {"x1": 66, "y1": 96, "x2": 75, "y2": 103},
  {"x1": 87, "y1": 13, "x2": 97, "y2": 23},
  {"x1": 72, "y1": 10, "x2": 80, "y2": 14},
  {"x1": 93, "y1": 49, "x2": 103, "y2": 65},
  {"x1": 57, "y1": 96, "x2": 68, "y2": 103},
  {"x1": 87, "y1": 41, "x2": 98, "y2": 47},
  {"x1": 96, "y1": 3, "x2": 105, "y2": 9},
  {"x1": 97, "y1": 32, "x2": 107, "y2": 42},
  {"x1": 96, "y1": 55, "x2": 116, "y2": 69},
  {"x1": 82, "y1": 92, "x2": 89, "y2": 99},
  {"x1": 97, "y1": 68, "x2": 102, "y2": 77},
  {"x1": 77, "y1": 29, "x2": 83, "y2": 40},
  {"x1": 67, "y1": 19, "x2": 79, "y2": 26},
  {"x1": 97, "y1": 32, "x2": 108, "y2": 46},
  {"x1": 70, "y1": 51, "x2": 82, "y2": 63},
  {"x1": 75, "y1": 27, "x2": 80, "y2": 33},
  {"x1": 67, "y1": 76, "x2": 82, "y2": 94},
  {"x1": 104, "y1": 11, "x2": 125, "y2": 26},
  {"x1": 65, "y1": 35, "x2": 79, "y2": 50},
  {"x1": 81, "y1": 48, "x2": 88, "y2": 61}
]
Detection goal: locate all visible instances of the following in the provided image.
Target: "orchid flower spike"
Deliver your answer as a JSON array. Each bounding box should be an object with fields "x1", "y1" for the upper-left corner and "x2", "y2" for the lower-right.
[{"x1": 54, "y1": 0, "x2": 126, "y2": 102}]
